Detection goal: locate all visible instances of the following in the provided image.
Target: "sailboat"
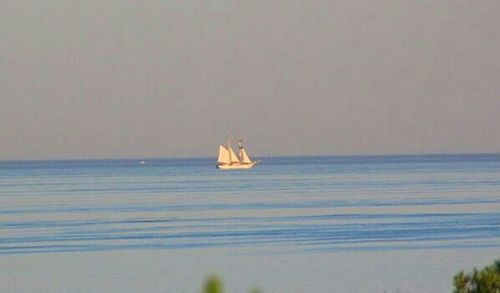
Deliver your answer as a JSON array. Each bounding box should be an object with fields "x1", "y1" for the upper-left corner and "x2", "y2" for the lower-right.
[{"x1": 217, "y1": 139, "x2": 258, "y2": 170}]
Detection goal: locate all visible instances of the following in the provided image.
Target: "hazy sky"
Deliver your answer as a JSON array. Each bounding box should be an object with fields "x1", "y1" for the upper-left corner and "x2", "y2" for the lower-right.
[{"x1": 1, "y1": 1, "x2": 499, "y2": 160}]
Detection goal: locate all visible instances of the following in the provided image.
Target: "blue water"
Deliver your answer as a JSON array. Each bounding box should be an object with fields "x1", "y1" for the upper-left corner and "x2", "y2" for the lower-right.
[
  {"x1": 1, "y1": 154, "x2": 499, "y2": 255},
  {"x1": 1, "y1": 154, "x2": 500, "y2": 292}
]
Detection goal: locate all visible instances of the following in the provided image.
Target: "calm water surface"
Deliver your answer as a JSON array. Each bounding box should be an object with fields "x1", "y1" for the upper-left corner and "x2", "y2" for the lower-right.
[{"x1": 1, "y1": 155, "x2": 499, "y2": 292}]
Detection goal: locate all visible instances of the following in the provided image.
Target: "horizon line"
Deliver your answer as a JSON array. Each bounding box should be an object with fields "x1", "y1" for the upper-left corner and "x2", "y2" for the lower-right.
[{"x1": 1, "y1": 152, "x2": 499, "y2": 163}]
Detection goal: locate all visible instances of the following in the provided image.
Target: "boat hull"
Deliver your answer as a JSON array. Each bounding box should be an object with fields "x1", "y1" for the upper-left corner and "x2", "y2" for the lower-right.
[{"x1": 216, "y1": 162, "x2": 256, "y2": 170}]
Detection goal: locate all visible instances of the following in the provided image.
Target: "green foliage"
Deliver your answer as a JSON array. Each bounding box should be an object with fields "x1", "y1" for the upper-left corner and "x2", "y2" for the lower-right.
[
  {"x1": 203, "y1": 275, "x2": 223, "y2": 293},
  {"x1": 453, "y1": 260, "x2": 500, "y2": 293},
  {"x1": 201, "y1": 275, "x2": 262, "y2": 293}
]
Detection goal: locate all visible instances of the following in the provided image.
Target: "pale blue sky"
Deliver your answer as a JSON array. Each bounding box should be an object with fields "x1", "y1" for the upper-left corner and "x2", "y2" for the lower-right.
[{"x1": 1, "y1": 1, "x2": 499, "y2": 160}]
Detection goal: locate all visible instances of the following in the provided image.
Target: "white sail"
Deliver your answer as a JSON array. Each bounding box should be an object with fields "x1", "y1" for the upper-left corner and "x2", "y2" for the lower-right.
[
  {"x1": 229, "y1": 147, "x2": 240, "y2": 163},
  {"x1": 239, "y1": 148, "x2": 252, "y2": 164},
  {"x1": 216, "y1": 138, "x2": 259, "y2": 169},
  {"x1": 217, "y1": 145, "x2": 230, "y2": 164}
]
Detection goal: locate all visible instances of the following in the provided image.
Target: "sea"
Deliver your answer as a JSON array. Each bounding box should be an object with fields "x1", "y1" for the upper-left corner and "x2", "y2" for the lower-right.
[{"x1": 1, "y1": 154, "x2": 499, "y2": 292}]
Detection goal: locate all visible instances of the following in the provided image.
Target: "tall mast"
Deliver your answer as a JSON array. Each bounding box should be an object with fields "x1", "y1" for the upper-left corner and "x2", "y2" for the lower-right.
[
  {"x1": 238, "y1": 140, "x2": 243, "y2": 162},
  {"x1": 227, "y1": 138, "x2": 231, "y2": 163}
]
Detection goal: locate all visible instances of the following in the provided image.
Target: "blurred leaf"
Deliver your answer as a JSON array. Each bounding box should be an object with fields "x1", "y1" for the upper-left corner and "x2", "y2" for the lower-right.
[{"x1": 203, "y1": 275, "x2": 223, "y2": 293}]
